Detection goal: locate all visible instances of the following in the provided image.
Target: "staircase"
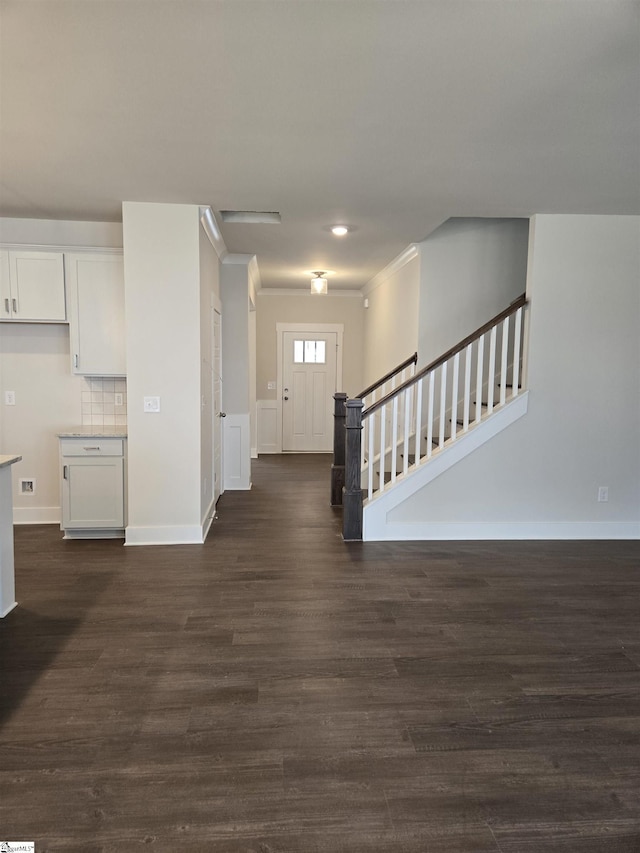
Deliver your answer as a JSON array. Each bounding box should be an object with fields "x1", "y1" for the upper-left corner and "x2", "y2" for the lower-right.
[{"x1": 333, "y1": 295, "x2": 529, "y2": 541}]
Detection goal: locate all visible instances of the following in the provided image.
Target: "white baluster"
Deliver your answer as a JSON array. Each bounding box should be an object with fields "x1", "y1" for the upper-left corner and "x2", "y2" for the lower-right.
[
  {"x1": 499, "y1": 316, "x2": 509, "y2": 406},
  {"x1": 487, "y1": 327, "x2": 497, "y2": 414},
  {"x1": 403, "y1": 385, "x2": 412, "y2": 474},
  {"x1": 391, "y1": 395, "x2": 399, "y2": 484},
  {"x1": 451, "y1": 353, "x2": 459, "y2": 442},
  {"x1": 463, "y1": 343, "x2": 472, "y2": 431},
  {"x1": 427, "y1": 372, "x2": 435, "y2": 458},
  {"x1": 438, "y1": 362, "x2": 447, "y2": 448},
  {"x1": 379, "y1": 403, "x2": 386, "y2": 494},
  {"x1": 512, "y1": 307, "x2": 522, "y2": 398},
  {"x1": 475, "y1": 334, "x2": 484, "y2": 424},
  {"x1": 367, "y1": 410, "x2": 375, "y2": 500},
  {"x1": 415, "y1": 377, "x2": 423, "y2": 466}
]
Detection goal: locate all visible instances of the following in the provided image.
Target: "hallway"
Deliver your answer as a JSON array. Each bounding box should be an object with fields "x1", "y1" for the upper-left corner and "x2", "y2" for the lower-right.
[{"x1": 1, "y1": 454, "x2": 639, "y2": 850}]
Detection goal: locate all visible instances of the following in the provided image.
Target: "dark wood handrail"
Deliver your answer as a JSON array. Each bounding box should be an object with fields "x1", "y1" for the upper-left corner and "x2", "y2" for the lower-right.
[
  {"x1": 356, "y1": 352, "x2": 418, "y2": 400},
  {"x1": 363, "y1": 294, "x2": 527, "y2": 419}
]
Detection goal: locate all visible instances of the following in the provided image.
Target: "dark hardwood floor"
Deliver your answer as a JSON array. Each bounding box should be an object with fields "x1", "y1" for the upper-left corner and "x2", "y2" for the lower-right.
[{"x1": 1, "y1": 453, "x2": 639, "y2": 851}]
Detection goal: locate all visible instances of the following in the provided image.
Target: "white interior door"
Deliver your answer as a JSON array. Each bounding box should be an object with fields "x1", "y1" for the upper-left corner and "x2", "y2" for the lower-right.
[
  {"x1": 212, "y1": 303, "x2": 223, "y2": 504},
  {"x1": 282, "y1": 331, "x2": 337, "y2": 452}
]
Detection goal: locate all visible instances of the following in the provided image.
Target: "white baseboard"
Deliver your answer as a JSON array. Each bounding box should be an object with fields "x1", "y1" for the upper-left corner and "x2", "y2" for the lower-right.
[
  {"x1": 125, "y1": 525, "x2": 205, "y2": 546},
  {"x1": 13, "y1": 506, "x2": 60, "y2": 525},
  {"x1": 365, "y1": 521, "x2": 640, "y2": 541},
  {"x1": 201, "y1": 495, "x2": 216, "y2": 541},
  {"x1": 1, "y1": 600, "x2": 18, "y2": 618}
]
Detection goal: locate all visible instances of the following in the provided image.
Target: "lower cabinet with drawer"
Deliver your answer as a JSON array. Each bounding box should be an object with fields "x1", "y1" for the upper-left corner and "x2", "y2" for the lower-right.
[{"x1": 59, "y1": 436, "x2": 127, "y2": 539}]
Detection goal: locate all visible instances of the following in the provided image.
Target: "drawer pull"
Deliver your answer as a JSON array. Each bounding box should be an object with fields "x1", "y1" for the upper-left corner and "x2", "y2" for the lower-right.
[{"x1": 83, "y1": 446, "x2": 101, "y2": 451}]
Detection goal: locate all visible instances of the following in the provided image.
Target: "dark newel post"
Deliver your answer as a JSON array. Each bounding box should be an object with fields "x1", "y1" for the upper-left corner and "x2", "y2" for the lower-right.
[
  {"x1": 331, "y1": 392, "x2": 348, "y2": 506},
  {"x1": 343, "y1": 399, "x2": 364, "y2": 541}
]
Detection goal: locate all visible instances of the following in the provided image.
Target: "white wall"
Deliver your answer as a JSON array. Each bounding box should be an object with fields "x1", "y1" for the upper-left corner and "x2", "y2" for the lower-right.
[
  {"x1": 123, "y1": 202, "x2": 204, "y2": 544},
  {"x1": 362, "y1": 251, "x2": 419, "y2": 389},
  {"x1": 0, "y1": 218, "x2": 122, "y2": 522},
  {"x1": 384, "y1": 214, "x2": 640, "y2": 539},
  {"x1": 257, "y1": 291, "x2": 364, "y2": 398},
  {"x1": 418, "y1": 218, "x2": 529, "y2": 365}
]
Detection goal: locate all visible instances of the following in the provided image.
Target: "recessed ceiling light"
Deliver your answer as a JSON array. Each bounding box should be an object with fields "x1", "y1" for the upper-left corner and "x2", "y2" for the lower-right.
[
  {"x1": 220, "y1": 210, "x2": 281, "y2": 224},
  {"x1": 331, "y1": 225, "x2": 349, "y2": 236}
]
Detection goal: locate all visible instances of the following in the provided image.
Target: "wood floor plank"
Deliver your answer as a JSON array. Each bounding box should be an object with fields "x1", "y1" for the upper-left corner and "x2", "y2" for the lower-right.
[{"x1": 1, "y1": 453, "x2": 639, "y2": 849}]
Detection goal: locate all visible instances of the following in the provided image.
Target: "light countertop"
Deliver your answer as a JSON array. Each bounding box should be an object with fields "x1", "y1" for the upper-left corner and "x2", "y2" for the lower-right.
[
  {"x1": 57, "y1": 426, "x2": 128, "y2": 438},
  {"x1": 0, "y1": 455, "x2": 22, "y2": 469}
]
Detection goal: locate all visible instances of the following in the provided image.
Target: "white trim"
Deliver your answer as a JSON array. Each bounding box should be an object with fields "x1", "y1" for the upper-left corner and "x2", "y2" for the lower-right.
[
  {"x1": 365, "y1": 521, "x2": 640, "y2": 541},
  {"x1": 223, "y1": 413, "x2": 252, "y2": 490},
  {"x1": 258, "y1": 289, "x2": 363, "y2": 298},
  {"x1": 363, "y1": 393, "x2": 529, "y2": 539},
  {"x1": 362, "y1": 244, "x2": 419, "y2": 296},
  {"x1": 257, "y1": 399, "x2": 279, "y2": 453},
  {"x1": 223, "y1": 253, "x2": 256, "y2": 264},
  {"x1": 125, "y1": 525, "x2": 205, "y2": 546},
  {"x1": 13, "y1": 506, "x2": 60, "y2": 524},
  {"x1": 199, "y1": 206, "x2": 228, "y2": 260},
  {"x1": 201, "y1": 495, "x2": 216, "y2": 542},
  {"x1": 0, "y1": 243, "x2": 122, "y2": 254},
  {"x1": 1, "y1": 600, "x2": 18, "y2": 618},
  {"x1": 276, "y1": 322, "x2": 344, "y2": 453}
]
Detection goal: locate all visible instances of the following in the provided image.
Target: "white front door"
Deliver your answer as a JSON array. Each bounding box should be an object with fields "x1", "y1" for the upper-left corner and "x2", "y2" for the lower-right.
[
  {"x1": 212, "y1": 302, "x2": 223, "y2": 504},
  {"x1": 282, "y1": 331, "x2": 337, "y2": 452}
]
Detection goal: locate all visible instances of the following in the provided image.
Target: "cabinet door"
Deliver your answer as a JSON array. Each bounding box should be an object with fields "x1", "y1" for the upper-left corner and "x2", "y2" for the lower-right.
[
  {"x1": 0, "y1": 251, "x2": 10, "y2": 318},
  {"x1": 62, "y1": 456, "x2": 124, "y2": 529},
  {"x1": 66, "y1": 253, "x2": 126, "y2": 376},
  {"x1": 7, "y1": 251, "x2": 66, "y2": 321}
]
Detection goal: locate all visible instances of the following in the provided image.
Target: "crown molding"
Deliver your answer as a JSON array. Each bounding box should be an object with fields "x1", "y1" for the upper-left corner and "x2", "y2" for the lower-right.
[
  {"x1": 362, "y1": 244, "x2": 419, "y2": 296},
  {"x1": 199, "y1": 206, "x2": 227, "y2": 261}
]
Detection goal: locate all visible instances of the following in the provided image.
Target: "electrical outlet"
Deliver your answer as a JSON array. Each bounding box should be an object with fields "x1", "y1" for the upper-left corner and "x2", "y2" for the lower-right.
[
  {"x1": 598, "y1": 486, "x2": 609, "y2": 502},
  {"x1": 143, "y1": 396, "x2": 161, "y2": 413},
  {"x1": 4, "y1": 390, "x2": 16, "y2": 405},
  {"x1": 114, "y1": 393, "x2": 124, "y2": 407},
  {"x1": 19, "y1": 478, "x2": 36, "y2": 494}
]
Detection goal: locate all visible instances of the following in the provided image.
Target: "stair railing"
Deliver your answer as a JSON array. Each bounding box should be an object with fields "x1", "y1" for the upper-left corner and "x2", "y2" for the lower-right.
[
  {"x1": 343, "y1": 294, "x2": 528, "y2": 540},
  {"x1": 331, "y1": 352, "x2": 417, "y2": 507}
]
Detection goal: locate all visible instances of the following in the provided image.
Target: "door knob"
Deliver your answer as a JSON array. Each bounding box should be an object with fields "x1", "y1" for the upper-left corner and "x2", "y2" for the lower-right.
[
  {"x1": 283, "y1": 396, "x2": 289, "y2": 401},
  {"x1": 220, "y1": 412, "x2": 226, "y2": 417}
]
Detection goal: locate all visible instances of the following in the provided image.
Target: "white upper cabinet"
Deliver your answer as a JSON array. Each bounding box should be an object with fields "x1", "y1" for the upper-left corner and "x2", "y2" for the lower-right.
[
  {"x1": 66, "y1": 253, "x2": 126, "y2": 376},
  {"x1": 0, "y1": 250, "x2": 67, "y2": 322}
]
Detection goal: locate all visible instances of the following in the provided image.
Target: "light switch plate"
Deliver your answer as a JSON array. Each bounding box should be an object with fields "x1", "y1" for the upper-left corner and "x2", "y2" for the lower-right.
[
  {"x1": 4, "y1": 390, "x2": 16, "y2": 405},
  {"x1": 267, "y1": 381, "x2": 276, "y2": 390},
  {"x1": 143, "y1": 396, "x2": 161, "y2": 413}
]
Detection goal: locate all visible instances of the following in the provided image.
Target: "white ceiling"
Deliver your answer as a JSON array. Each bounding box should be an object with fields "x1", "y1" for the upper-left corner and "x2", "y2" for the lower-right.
[{"x1": 1, "y1": 0, "x2": 638, "y2": 289}]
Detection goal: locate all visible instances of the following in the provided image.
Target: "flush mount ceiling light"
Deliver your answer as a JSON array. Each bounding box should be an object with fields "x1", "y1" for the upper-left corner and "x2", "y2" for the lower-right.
[
  {"x1": 220, "y1": 210, "x2": 281, "y2": 224},
  {"x1": 331, "y1": 225, "x2": 349, "y2": 236},
  {"x1": 310, "y1": 271, "x2": 328, "y2": 295}
]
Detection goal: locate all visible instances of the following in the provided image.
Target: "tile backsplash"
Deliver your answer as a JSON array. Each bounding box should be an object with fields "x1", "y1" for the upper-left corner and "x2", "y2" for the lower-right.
[{"x1": 81, "y1": 378, "x2": 127, "y2": 427}]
